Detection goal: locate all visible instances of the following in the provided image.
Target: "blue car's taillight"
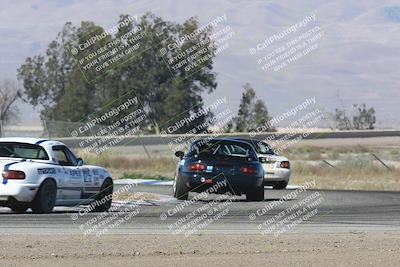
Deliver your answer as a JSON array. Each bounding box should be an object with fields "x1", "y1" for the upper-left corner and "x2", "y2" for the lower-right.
[
  {"x1": 188, "y1": 163, "x2": 207, "y2": 172},
  {"x1": 239, "y1": 166, "x2": 257, "y2": 175}
]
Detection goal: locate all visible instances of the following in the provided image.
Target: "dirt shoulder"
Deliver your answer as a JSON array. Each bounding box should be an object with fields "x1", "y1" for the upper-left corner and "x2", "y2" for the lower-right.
[{"x1": 1, "y1": 231, "x2": 399, "y2": 266}]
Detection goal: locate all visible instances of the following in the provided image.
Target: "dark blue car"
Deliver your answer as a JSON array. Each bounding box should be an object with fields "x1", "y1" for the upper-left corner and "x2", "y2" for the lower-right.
[{"x1": 173, "y1": 138, "x2": 264, "y2": 201}]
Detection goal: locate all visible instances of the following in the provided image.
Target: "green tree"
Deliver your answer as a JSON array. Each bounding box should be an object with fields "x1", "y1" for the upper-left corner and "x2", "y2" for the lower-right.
[
  {"x1": 234, "y1": 83, "x2": 255, "y2": 132},
  {"x1": 19, "y1": 23, "x2": 70, "y2": 109},
  {"x1": 333, "y1": 108, "x2": 352, "y2": 130},
  {"x1": 0, "y1": 79, "x2": 22, "y2": 136},
  {"x1": 17, "y1": 13, "x2": 217, "y2": 134},
  {"x1": 233, "y1": 83, "x2": 272, "y2": 132},
  {"x1": 352, "y1": 103, "x2": 376, "y2": 130},
  {"x1": 333, "y1": 103, "x2": 376, "y2": 130},
  {"x1": 252, "y1": 99, "x2": 271, "y2": 130}
]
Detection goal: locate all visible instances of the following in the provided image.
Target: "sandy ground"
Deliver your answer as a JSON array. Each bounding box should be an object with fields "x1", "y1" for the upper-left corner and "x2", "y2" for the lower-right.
[{"x1": 1, "y1": 232, "x2": 399, "y2": 266}]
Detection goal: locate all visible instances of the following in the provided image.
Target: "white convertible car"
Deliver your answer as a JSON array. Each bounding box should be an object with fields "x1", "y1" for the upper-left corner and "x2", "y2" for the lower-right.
[
  {"x1": 0, "y1": 137, "x2": 113, "y2": 213},
  {"x1": 235, "y1": 138, "x2": 291, "y2": 189}
]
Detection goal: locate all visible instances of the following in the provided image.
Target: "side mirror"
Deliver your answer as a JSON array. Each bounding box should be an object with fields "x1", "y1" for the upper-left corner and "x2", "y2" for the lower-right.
[
  {"x1": 175, "y1": 151, "x2": 184, "y2": 159},
  {"x1": 77, "y1": 158, "x2": 84, "y2": 166},
  {"x1": 258, "y1": 157, "x2": 266, "y2": 163}
]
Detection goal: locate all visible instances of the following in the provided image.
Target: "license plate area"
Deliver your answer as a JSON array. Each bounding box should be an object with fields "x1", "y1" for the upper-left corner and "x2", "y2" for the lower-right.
[
  {"x1": 200, "y1": 178, "x2": 214, "y2": 184},
  {"x1": 263, "y1": 163, "x2": 275, "y2": 171}
]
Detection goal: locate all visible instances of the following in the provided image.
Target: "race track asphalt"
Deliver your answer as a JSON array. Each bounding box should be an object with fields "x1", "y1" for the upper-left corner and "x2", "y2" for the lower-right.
[{"x1": 0, "y1": 185, "x2": 399, "y2": 235}]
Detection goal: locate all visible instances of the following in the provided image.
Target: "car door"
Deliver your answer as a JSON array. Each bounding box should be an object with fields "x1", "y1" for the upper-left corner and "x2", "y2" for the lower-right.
[
  {"x1": 52, "y1": 145, "x2": 82, "y2": 201},
  {"x1": 58, "y1": 146, "x2": 98, "y2": 201}
]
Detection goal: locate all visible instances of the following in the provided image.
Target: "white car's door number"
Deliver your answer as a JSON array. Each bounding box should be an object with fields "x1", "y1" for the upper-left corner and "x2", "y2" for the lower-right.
[{"x1": 83, "y1": 168, "x2": 92, "y2": 183}]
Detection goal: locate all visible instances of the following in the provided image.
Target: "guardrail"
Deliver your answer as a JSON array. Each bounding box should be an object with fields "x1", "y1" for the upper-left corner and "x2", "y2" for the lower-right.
[{"x1": 57, "y1": 130, "x2": 400, "y2": 148}]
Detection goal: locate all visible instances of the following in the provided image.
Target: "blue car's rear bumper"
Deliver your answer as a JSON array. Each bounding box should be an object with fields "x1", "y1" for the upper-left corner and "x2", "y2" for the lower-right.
[{"x1": 179, "y1": 171, "x2": 263, "y2": 195}]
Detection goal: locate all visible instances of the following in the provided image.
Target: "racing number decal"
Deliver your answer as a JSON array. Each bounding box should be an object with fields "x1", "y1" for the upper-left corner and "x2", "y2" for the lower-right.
[
  {"x1": 69, "y1": 169, "x2": 82, "y2": 180},
  {"x1": 37, "y1": 168, "x2": 56, "y2": 175},
  {"x1": 83, "y1": 168, "x2": 92, "y2": 183}
]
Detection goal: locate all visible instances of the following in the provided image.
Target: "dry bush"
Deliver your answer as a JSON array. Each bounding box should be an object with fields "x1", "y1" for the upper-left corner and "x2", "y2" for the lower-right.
[{"x1": 308, "y1": 151, "x2": 323, "y2": 160}]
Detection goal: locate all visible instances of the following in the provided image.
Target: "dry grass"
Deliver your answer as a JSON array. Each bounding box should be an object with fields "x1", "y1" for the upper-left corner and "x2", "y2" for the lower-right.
[
  {"x1": 284, "y1": 145, "x2": 373, "y2": 160},
  {"x1": 78, "y1": 150, "x2": 176, "y2": 180},
  {"x1": 291, "y1": 159, "x2": 400, "y2": 191},
  {"x1": 307, "y1": 151, "x2": 323, "y2": 160}
]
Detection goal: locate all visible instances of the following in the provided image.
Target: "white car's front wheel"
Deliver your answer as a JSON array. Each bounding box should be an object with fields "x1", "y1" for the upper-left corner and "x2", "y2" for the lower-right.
[
  {"x1": 10, "y1": 205, "x2": 29, "y2": 213},
  {"x1": 31, "y1": 179, "x2": 57, "y2": 214},
  {"x1": 92, "y1": 178, "x2": 113, "y2": 212}
]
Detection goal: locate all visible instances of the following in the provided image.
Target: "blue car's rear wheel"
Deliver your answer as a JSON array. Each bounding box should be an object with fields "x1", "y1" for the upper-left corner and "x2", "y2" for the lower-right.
[
  {"x1": 246, "y1": 185, "x2": 264, "y2": 201},
  {"x1": 174, "y1": 175, "x2": 189, "y2": 200}
]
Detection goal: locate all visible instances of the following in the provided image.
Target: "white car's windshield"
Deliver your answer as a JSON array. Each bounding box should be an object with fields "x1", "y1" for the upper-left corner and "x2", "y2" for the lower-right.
[
  {"x1": 236, "y1": 140, "x2": 275, "y2": 155},
  {"x1": 0, "y1": 142, "x2": 49, "y2": 160},
  {"x1": 255, "y1": 141, "x2": 274, "y2": 155}
]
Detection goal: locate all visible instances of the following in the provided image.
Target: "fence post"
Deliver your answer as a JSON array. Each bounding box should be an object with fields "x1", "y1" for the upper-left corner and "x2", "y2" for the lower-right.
[
  {"x1": 322, "y1": 159, "x2": 336, "y2": 169},
  {"x1": 42, "y1": 119, "x2": 50, "y2": 139},
  {"x1": 371, "y1": 153, "x2": 391, "y2": 170}
]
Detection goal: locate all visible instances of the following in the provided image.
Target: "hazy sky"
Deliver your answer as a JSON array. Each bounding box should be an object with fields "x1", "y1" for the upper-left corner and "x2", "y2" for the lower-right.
[{"x1": 1, "y1": 0, "x2": 400, "y2": 127}]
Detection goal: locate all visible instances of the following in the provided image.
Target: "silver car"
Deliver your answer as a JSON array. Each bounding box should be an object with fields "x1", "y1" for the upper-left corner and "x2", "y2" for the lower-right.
[{"x1": 234, "y1": 138, "x2": 291, "y2": 189}]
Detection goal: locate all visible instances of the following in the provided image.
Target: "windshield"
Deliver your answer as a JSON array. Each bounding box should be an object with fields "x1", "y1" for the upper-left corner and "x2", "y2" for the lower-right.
[
  {"x1": 0, "y1": 142, "x2": 49, "y2": 160},
  {"x1": 187, "y1": 140, "x2": 256, "y2": 159},
  {"x1": 254, "y1": 141, "x2": 274, "y2": 155}
]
